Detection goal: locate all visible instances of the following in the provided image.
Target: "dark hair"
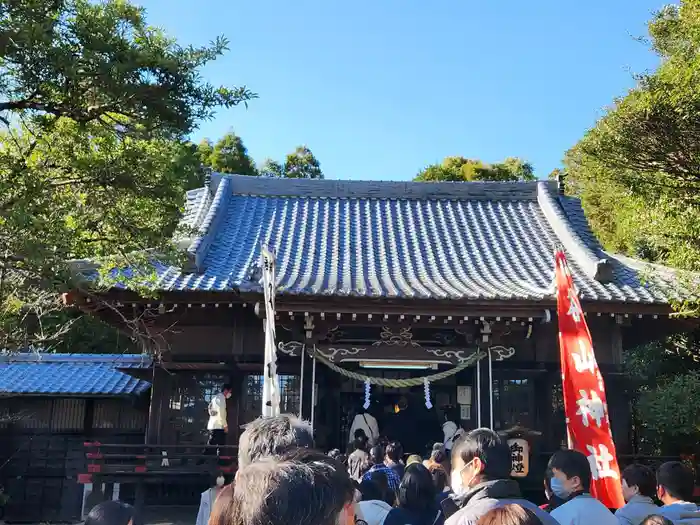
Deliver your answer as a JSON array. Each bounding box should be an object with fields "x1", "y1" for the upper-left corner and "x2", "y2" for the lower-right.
[
  {"x1": 622, "y1": 464, "x2": 657, "y2": 498},
  {"x1": 369, "y1": 445, "x2": 384, "y2": 465},
  {"x1": 452, "y1": 428, "x2": 512, "y2": 481},
  {"x1": 355, "y1": 428, "x2": 368, "y2": 440},
  {"x1": 358, "y1": 479, "x2": 383, "y2": 502},
  {"x1": 430, "y1": 465, "x2": 448, "y2": 492},
  {"x1": 476, "y1": 504, "x2": 544, "y2": 525},
  {"x1": 368, "y1": 470, "x2": 393, "y2": 506},
  {"x1": 354, "y1": 435, "x2": 367, "y2": 451},
  {"x1": 222, "y1": 383, "x2": 232, "y2": 392},
  {"x1": 386, "y1": 442, "x2": 401, "y2": 462},
  {"x1": 640, "y1": 516, "x2": 675, "y2": 525},
  {"x1": 229, "y1": 449, "x2": 354, "y2": 525},
  {"x1": 657, "y1": 461, "x2": 696, "y2": 501},
  {"x1": 548, "y1": 449, "x2": 591, "y2": 491},
  {"x1": 238, "y1": 415, "x2": 314, "y2": 468},
  {"x1": 397, "y1": 463, "x2": 436, "y2": 513},
  {"x1": 85, "y1": 501, "x2": 139, "y2": 525}
]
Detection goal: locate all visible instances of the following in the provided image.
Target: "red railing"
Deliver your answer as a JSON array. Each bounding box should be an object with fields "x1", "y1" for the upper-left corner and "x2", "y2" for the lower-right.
[{"x1": 79, "y1": 442, "x2": 238, "y2": 484}]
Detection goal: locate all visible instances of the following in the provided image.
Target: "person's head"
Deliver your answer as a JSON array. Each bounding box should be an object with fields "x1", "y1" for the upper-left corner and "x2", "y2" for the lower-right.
[
  {"x1": 406, "y1": 454, "x2": 423, "y2": 466},
  {"x1": 328, "y1": 449, "x2": 342, "y2": 460},
  {"x1": 397, "y1": 463, "x2": 436, "y2": 513},
  {"x1": 358, "y1": 479, "x2": 383, "y2": 502},
  {"x1": 547, "y1": 449, "x2": 591, "y2": 499},
  {"x1": 212, "y1": 471, "x2": 226, "y2": 488},
  {"x1": 621, "y1": 464, "x2": 657, "y2": 502},
  {"x1": 353, "y1": 434, "x2": 367, "y2": 451},
  {"x1": 222, "y1": 383, "x2": 233, "y2": 399},
  {"x1": 354, "y1": 428, "x2": 368, "y2": 441},
  {"x1": 368, "y1": 471, "x2": 393, "y2": 506},
  {"x1": 656, "y1": 461, "x2": 696, "y2": 505},
  {"x1": 451, "y1": 428, "x2": 512, "y2": 495},
  {"x1": 431, "y1": 443, "x2": 447, "y2": 464},
  {"x1": 85, "y1": 501, "x2": 140, "y2": 525},
  {"x1": 228, "y1": 449, "x2": 355, "y2": 525},
  {"x1": 386, "y1": 442, "x2": 401, "y2": 463},
  {"x1": 237, "y1": 414, "x2": 314, "y2": 468},
  {"x1": 369, "y1": 445, "x2": 384, "y2": 465},
  {"x1": 476, "y1": 504, "x2": 544, "y2": 525},
  {"x1": 430, "y1": 466, "x2": 449, "y2": 493},
  {"x1": 640, "y1": 516, "x2": 675, "y2": 525}
]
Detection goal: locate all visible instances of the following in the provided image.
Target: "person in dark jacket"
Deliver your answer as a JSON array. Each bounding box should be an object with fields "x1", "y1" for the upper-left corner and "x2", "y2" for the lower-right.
[
  {"x1": 443, "y1": 428, "x2": 557, "y2": 525},
  {"x1": 385, "y1": 463, "x2": 441, "y2": 525}
]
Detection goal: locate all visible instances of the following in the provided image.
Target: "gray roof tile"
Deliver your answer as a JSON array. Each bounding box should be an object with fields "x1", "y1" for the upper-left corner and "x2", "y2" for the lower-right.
[{"x1": 151, "y1": 175, "x2": 675, "y2": 304}]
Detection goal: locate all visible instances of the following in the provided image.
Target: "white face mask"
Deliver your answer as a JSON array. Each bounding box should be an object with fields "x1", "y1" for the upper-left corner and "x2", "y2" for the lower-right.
[
  {"x1": 215, "y1": 476, "x2": 225, "y2": 487},
  {"x1": 451, "y1": 459, "x2": 476, "y2": 496}
]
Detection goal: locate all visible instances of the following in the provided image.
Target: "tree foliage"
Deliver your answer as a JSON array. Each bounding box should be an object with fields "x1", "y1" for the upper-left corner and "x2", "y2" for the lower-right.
[
  {"x1": 414, "y1": 156, "x2": 536, "y2": 182},
  {"x1": 565, "y1": 0, "x2": 700, "y2": 274},
  {"x1": 565, "y1": 0, "x2": 700, "y2": 454},
  {"x1": 0, "y1": 0, "x2": 254, "y2": 351},
  {"x1": 197, "y1": 132, "x2": 256, "y2": 175},
  {"x1": 260, "y1": 145, "x2": 324, "y2": 179}
]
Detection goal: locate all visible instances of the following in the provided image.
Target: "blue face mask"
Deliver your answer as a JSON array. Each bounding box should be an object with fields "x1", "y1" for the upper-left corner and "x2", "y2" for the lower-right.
[{"x1": 550, "y1": 477, "x2": 571, "y2": 499}]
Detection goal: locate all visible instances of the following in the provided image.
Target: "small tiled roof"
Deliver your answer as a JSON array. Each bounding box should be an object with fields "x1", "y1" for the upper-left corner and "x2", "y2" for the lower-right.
[
  {"x1": 144, "y1": 174, "x2": 676, "y2": 305},
  {"x1": 0, "y1": 353, "x2": 152, "y2": 396}
]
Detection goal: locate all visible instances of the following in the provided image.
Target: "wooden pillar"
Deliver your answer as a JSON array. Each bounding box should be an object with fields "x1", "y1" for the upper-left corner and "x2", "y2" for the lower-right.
[
  {"x1": 146, "y1": 367, "x2": 171, "y2": 444},
  {"x1": 477, "y1": 354, "x2": 492, "y2": 430},
  {"x1": 300, "y1": 348, "x2": 314, "y2": 422},
  {"x1": 227, "y1": 372, "x2": 243, "y2": 445}
]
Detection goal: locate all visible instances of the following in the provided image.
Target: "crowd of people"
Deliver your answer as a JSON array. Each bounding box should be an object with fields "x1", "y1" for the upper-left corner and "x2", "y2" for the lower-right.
[{"x1": 82, "y1": 415, "x2": 699, "y2": 525}]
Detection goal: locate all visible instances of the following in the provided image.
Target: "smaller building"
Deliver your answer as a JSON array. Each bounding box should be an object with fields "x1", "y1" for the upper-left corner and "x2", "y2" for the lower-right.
[{"x1": 0, "y1": 353, "x2": 151, "y2": 523}]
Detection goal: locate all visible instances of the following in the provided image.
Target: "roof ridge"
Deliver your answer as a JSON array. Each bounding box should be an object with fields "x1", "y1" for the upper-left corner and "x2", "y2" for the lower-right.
[
  {"x1": 208, "y1": 173, "x2": 553, "y2": 201},
  {"x1": 536, "y1": 184, "x2": 613, "y2": 283}
]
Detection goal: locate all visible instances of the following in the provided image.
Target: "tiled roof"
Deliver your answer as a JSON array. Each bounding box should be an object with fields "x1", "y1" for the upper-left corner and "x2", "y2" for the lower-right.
[
  {"x1": 0, "y1": 353, "x2": 152, "y2": 396},
  {"x1": 86, "y1": 175, "x2": 680, "y2": 304}
]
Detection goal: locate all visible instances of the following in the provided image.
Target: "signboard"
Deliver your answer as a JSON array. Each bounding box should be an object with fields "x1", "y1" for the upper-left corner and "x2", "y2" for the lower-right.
[
  {"x1": 457, "y1": 385, "x2": 472, "y2": 405},
  {"x1": 507, "y1": 438, "x2": 529, "y2": 478}
]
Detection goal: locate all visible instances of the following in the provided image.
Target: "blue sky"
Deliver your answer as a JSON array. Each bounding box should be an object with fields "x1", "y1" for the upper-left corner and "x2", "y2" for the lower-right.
[{"x1": 139, "y1": 0, "x2": 663, "y2": 180}]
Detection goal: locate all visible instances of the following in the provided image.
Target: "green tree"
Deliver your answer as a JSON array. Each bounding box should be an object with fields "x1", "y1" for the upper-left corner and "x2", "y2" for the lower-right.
[
  {"x1": 198, "y1": 131, "x2": 256, "y2": 175},
  {"x1": 415, "y1": 156, "x2": 536, "y2": 182},
  {"x1": 565, "y1": 0, "x2": 700, "y2": 275},
  {"x1": 259, "y1": 146, "x2": 324, "y2": 179},
  {"x1": 259, "y1": 159, "x2": 285, "y2": 178},
  {"x1": 564, "y1": 0, "x2": 700, "y2": 456},
  {"x1": 0, "y1": 0, "x2": 255, "y2": 351}
]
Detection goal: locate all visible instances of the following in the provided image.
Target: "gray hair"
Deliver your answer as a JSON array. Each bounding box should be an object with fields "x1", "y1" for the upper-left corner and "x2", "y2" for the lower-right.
[{"x1": 237, "y1": 414, "x2": 314, "y2": 468}]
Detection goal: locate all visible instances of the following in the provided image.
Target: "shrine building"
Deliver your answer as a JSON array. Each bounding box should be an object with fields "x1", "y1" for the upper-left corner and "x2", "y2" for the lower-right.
[{"x1": 66, "y1": 173, "x2": 693, "y2": 508}]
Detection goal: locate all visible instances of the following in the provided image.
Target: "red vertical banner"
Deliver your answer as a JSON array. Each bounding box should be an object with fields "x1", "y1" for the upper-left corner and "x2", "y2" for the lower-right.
[{"x1": 555, "y1": 250, "x2": 624, "y2": 509}]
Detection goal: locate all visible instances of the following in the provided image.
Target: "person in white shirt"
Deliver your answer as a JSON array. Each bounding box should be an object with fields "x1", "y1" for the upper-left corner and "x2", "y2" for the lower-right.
[
  {"x1": 349, "y1": 411, "x2": 379, "y2": 447},
  {"x1": 207, "y1": 384, "x2": 232, "y2": 450},
  {"x1": 548, "y1": 449, "x2": 618, "y2": 525}
]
